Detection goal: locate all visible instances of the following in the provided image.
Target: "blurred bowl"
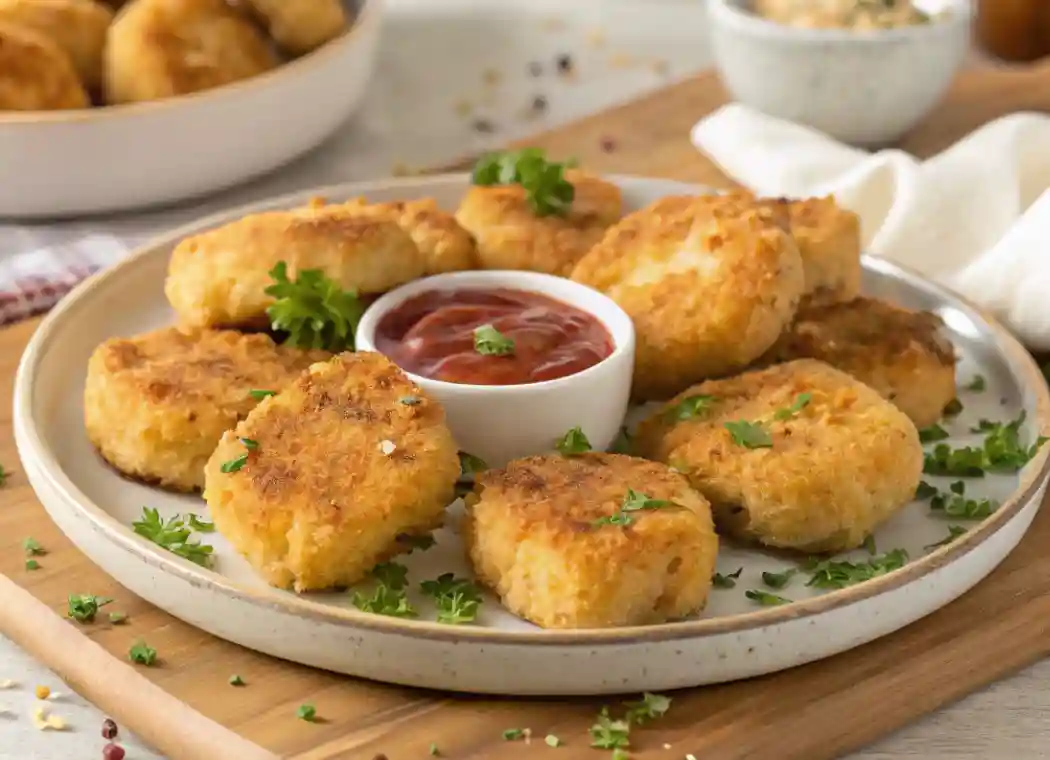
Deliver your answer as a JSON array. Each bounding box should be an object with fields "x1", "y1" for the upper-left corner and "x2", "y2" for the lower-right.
[
  {"x1": 707, "y1": 0, "x2": 971, "y2": 147},
  {"x1": 0, "y1": 0, "x2": 382, "y2": 219}
]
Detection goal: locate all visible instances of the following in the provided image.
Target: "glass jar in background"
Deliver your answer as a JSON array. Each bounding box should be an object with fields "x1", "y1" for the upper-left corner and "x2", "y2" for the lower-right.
[{"x1": 976, "y1": 0, "x2": 1050, "y2": 62}]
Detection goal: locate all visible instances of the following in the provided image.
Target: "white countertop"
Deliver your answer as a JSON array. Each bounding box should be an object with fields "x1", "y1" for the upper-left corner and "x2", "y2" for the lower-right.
[{"x1": 2, "y1": 1, "x2": 1046, "y2": 758}]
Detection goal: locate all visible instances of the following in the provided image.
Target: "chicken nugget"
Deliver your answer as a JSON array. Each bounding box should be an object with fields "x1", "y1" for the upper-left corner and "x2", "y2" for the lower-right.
[
  {"x1": 104, "y1": 0, "x2": 278, "y2": 105},
  {"x1": 571, "y1": 194, "x2": 805, "y2": 401},
  {"x1": 634, "y1": 359, "x2": 922, "y2": 554},
  {"x1": 0, "y1": 0, "x2": 113, "y2": 91},
  {"x1": 455, "y1": 169, "x2": 623, "y2": 277},
  {"x1": 84, "y1": 327, "x2": 329, "y2": 493},
  {"x1": 464, "y1": 452, "x2": 718, "y2": 629},
  {"x1": 760, "y1": 296, "x2": 957, "y2": 428},
  {"x1": 243, "y1": 0, "x2": 347, "y2": 56},
  {"x1": 165, "y1": 204, "x2": 425, "y2": 329},
  {"x1": 0, "y1": 21, "x2": 88, "y2": 110},
  {"x1": 204, "y1": 352, "x2": 460, "y2": 592}
]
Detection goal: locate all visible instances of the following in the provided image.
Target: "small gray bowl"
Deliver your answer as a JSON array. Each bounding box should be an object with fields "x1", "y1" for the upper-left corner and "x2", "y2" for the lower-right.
[{"x1": 707, "y1": 0, "x2": 972, "y2": 147}]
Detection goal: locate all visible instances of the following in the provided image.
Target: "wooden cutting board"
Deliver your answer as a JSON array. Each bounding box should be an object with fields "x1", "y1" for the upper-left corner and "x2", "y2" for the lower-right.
[{"x1": 5, "y1": 64, "x2": 1050, "y2": 760}]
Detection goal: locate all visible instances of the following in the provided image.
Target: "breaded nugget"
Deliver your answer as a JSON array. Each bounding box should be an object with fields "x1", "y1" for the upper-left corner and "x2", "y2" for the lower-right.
[
  {"x1": 203, "y1": 352, "x2": 460, "y2": 592},
  {"x1": 634, "y1": 359, "x2": 923, "y2": 554},
  {"x1": 104, "y1": 0, "x2": 278, "y2": 105},
  {"x1": 243, "y1": 0, "x2": 347, "y2": 56},
  {"x1": 760, "y1": 296, "x2": 957, "y2": 428},
  {"x1": 464, "y1": 453, "x2": 718, "y2": 629},
  {"x1": 338, "y1": 197, "x2": 478, "y2": 275},
  {"x1": 84, "y1": 327, "x2": 329, "y2": 493},
  {"x1": 0, "y1": 22, "x2": 88, "y2": 110},
  {"x1": 571, "y1": 195, "x2": 805, "y2": 401},
  {"x1": 165, "y1": 204, "x2": 425, "y2": 329},
  {"x1": 0, "y1": 0, "x2": 113, "y2": 91},
  {"x1": 455, "y1": 170, "x2": 623, "y2": 277}
]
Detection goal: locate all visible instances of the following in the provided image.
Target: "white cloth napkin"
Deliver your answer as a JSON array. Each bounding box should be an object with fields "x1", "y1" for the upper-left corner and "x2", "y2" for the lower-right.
[{"x1": 691, "y1": 104, "x2": 1050, "y2": 351}]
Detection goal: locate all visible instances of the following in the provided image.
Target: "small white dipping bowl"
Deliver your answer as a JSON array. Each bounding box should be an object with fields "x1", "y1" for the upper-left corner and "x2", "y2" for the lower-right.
[
  {"x1": 707, "y1": 0, "x2": 971, "y2": 147},
  {"x1": 356, "y1": 270, "x2": 635, "y2": 468}
]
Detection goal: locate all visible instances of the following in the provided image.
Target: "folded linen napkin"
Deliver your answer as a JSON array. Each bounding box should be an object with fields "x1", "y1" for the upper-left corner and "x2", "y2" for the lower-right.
[{"x1": 691, "y1": 104, "x2": 1050, "y2": 351}]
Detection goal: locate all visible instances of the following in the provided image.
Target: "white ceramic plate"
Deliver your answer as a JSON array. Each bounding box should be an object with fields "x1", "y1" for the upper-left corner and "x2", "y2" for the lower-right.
[
  {"x1": 14, "y1": 175, "x2": 1050, "y2": 696},
  {"x1": 0, "y1": 0, "x2": 382, "y2": 219}
]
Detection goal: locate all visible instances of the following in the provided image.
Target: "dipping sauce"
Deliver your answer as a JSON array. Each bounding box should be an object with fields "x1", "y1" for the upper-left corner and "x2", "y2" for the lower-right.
[
  {"x1": 754, "y1": 0, "x2": 938, "y2": 30},
  {"x1": 374, "y1": 288, "x2": 614, "y2": 386}
]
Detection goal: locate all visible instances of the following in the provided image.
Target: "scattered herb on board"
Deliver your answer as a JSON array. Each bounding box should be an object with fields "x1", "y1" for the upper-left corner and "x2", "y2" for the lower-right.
[
  {"x1": 761, "y1": 569, "x2": 797, "y2": 590},
  {"x1": 429, "y1": 742, "x2": 440, "y2": 756},
  {"x1": 545, "y1": 734, "x2": 562, "y2": 747},
  {"x1": 589, "y1": 708, "x2": 630, "y2": 749},
  {"x1": 67, "y1": 594, "x2": 113, "y2": 623},
  {"x1": 773, "y1": 392, "x2": 812, "y2": 421},
  {"x1": 265, "y1": 261, "x2": 364, "y2": 352},
  {"x1": 25, "y1": 559, "x2": 40, "y2": 571},
  {"x1": 556, "y1": 426, "x2": 592, "y2": 455},
  {"x1": 503, "y1": 728, "x2": 527, "y2": 741},
  {"x1": 929, "y1": 480, "x2": 998, "y2": 520},
  {"x1": 744, "y1": 589, "x2": 792, "y2": 606},
  {"x1": 473, "y1": 324, "x2": 516, "y2": 356},
  {"x1": 943, "y1": 398, "x2": 963, "y2": 417},
  {"x1": 915, "y1": 481, "x2": 939, "y2": 500},
  {"x1": 592, "y1": 489, "x2": 676, "y2": 527},
  {"x1": 664, "y1": 395, "x2": 715, "y2": 423},
  {"x1": 187, "y1": 514, "x2": 215, "y2": 533},
  {"x1": 862, "y1": 534, "x2": 877, "y2": 555},
  {"x1": 712, "y1": 567, "x2": 743, "y2": 589},
  {"x1": 0, "y1": 464, "x2": 8, "y2": 487},
  {"x1": 724, "y1": 420, "x2": 772, "y2": 449},
  {"x1": 965, "y1": 375, "x2": 986, "y2": 392},
  {"x1": 108, "y1": 612, "x2": 128, "y2": 625},
  {"x1": 455, "y1": 451, "x2": 489, "y2": 499},
  {"x1": 925, "y1": 525, "x2": 968, "y2": 550},
  {"x1": 229, "y1": 675, "x2": 246, "y2": 686},
  {"x1": 471, "y1": 148, "x2": 576, "y2": 216},
  {"x1": 128, "y1": 640, "x2": 157, "y2": 666},
  {"x1": 918, "y1": 424, "x2": 950, "y2": 443},
  {"x1": 610, "y1": 426, "x2": 633, "y2": 454},
  {"x1": 805, "y1": 549, "x2": 909, "y2": 589},
  {"x1": 420, "y1": 573, "x2": 483, "y2": 625},
  {"x1": 22, "y1": 537, "x2": 45, "y2": 556},
  {"x1": 923, "y1": 412, "x2": 1045, "y2": 476},
  {"x1": 398, "y1": 533, "x2": 436, "y2": 553},
  {"x1": 132, "y1": 507, "x2": 215, "y2": 568},
  {"x1": 249, "y1": 389, "x2": 277, "y2": 400},
  {"x1": 624, "y1": 693, "x2": 671, "y2": 725},
  {"x1": 611, "y1": 750, "x2": 629, "y2": 760},
  {"x1": 296, "y1": 703, "x2": 317, "y2": 722}
]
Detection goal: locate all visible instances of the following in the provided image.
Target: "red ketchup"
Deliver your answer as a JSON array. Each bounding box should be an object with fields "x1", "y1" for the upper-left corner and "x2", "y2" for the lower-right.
[{"x1": 374, "y1": 288, "x2": 614, "y2": 386}]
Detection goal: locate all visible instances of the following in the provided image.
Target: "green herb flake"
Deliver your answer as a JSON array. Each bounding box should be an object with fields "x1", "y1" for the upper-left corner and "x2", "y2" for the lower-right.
[
  {"x1": 187, "y1": 514, "x2": 215, "y2": 533},
  {"x1": 924, "y1": 525, "x2": 968, "y2": 550},
  {"x1": 67, "y1": 594, "x2": 113, "y2": 623},
  {"x1": 556, "y1": 426, "x2": 593, "y2": 455},
  {"x1": 108, "y1": 612, "x2": 128, "y2": 625},
  {"x1": 229, "y1": 674, "x2": 245, "y2": 686},
  {"x1": 592, "y1": 489, "x2": 675, "y2": 527},
  {"x1": 665, "y1": 395, "x2": 715, "y2": 423},
  {"x1": 459, "y1": 451, "x2": 488, "y2": 477},
  {"x1": 965, "y1": 375, "x2": 986, "y2": 392},
  {"x1": 611, "y1": 749, "x2": 630, "y2": 760},
  {"x1": 132, "y1": 507, "x2": 215, "y2": 568},
  {"x1": 24, "y1": 559, "x2": 39, "y2": 571},
  {"x1": 472, "y1": 148, "x2": 576, "y2": 217},
  {"x1": 610, "y1": 426, "x2": 633, "y2": 455},
  {"x1": 296, "y1": 703, "x2": 317, "y2": 722},
  {"x1": 351, "y1": 585, "x2": 416, "y2": 619},
  {"x1": 220, "y1": 454, "x2": 248, "y2": 474},
  {"x1": 249, "y1": 389, "x2": 277, "y2": 400},
  {"x1": 915, "y1": 481, "x2": 939, "y2": 500},
  {"x1": 624, "y1": 693, "x2": 671, "y2": 724},
  {"x1": 265, "y1": 261, "x2": 364, "y2": 352},
  {"x1": 862, "y1": 534, "x2": 877, "y2": 555},
  {"x1": 503, "y1": 728, "x2": 527, "y2": 741},
  {"x1": 924, "y1": 413, "x2": 1046, "y2": 478},
  {"x1": 22, "y1": 537, "x2": 45, "y2": 556},
  {"x1": 239, "y1": 437, "x2": 259, "y2": 450},
  {"x1": 724, "y1": 420, "x2": 772, "y2": 449},
  {"x1": 371, "y1": 561, "x2": 409, "y2": 591},
  {"x1": 398, "y1": 533, "x2": 436, "y2": 553},
  {"x1": 712, "y1": 567, "x2": 743, "y2": 589},
  {"x1": 128, "y1": 640, "x2": 157, "y2": 666},
  {"x1": 773, "y1": 392, "x2": 812, "y2": 421},
  {"x1": 473, "y1": 324, "x2": 515, "y2": 356},
  {"x1": 399, "y1": 395, "x2": 421, "y2": 406},
  {"x1": 923, "y1": 444, "x2": 986, "y2": 477},
  {"x1": 744, "y1": 589, "x2": 792, "y2": 606},
  {"x1": 943, "y1": 398, "x2": 963, "y2": 417},
  {"x1": 918, "y1": 424, "x2": 950, "y2": 444},
  {"x1": 761, "y1": 569, "x2": 797, "y2": 590},
  {"x1": 0, "y1": 464, "x2": 7, "y2": 487},
  {"x1": 805, "y1": 549, "x2": 909, "y2": 589},
  {"x1": 420, "y1": 573, "x2": 483, "y2": 625},
  {"x1": 545, "y1": 734, "x2": 561, "y2": 747},
  {"x1": 429, "y1": 742, "x2": 440, "y2": 756},
  {"x1": 589, "y1": 708, "x2": 630, "y2": 750}
]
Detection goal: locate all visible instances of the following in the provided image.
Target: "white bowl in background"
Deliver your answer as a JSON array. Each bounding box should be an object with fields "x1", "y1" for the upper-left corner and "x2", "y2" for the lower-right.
[
  {"x1": 0, "y1": 0, "x2": 382, "y2": 219},
  {"x1": 707, "y1": 0, "x2": 971, "y2": 147},
  {"x1": 356, "y1": 270, "x2": 636, "y2": 468}
]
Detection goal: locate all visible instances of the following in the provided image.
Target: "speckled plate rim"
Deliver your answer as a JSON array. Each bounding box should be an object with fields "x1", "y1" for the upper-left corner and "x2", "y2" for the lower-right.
[{"x1": 13, "y1": 173, "x2": 1050, "y2": 647}]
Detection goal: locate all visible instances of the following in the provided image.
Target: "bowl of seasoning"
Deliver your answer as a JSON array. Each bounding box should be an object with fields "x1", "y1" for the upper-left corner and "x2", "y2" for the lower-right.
[
  {"x1": 707, "y1": 0, "x2": 972, "y2": 146},
  {"x1": 356, "y1": 270, "x2": 635, "y2": 467}
]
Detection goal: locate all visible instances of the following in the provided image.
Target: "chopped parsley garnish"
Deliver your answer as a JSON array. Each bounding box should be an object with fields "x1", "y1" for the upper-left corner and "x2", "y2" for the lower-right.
[
  {"x1": 25, "y1": 559, "x2": 39, "y2": 571},
  {"x1": 429, "y1": 742, "x2": 440, "y2": 756},
  {"x1": 398, "y1": 533, "x2": 436, "y2": 553},
  {"x1": 610, "y1": 426, "x2": 633, "y2": 454},
  {"x1": 611, "y1": 750, "x2": 629, "y2": 760},
  {"x1": 459, "y1": 451, "x2": 488, "y2": 476},
  {"x1": 624, "y1": 693, "x2": 671, "y2": 724},
  {"x1": 0, "y1": 464, "x2": 7, "y2": 486},
  {"x1": 187, "y1": 514, "x2": 215, "y2": 533},
  {"x1": 296, "y1": 704, "x2": 317, "y2": 722},
  {"x1": 352, "y1": 584, "x2": 416, "y2": 618},
  {"x1": 371, "y1": 561, "x2": 409, "y2": 591},
  {"x1": 923, "y1": 444, "x2": 987, "y2": 477},
  {"x1": 420, "y1": 573, "x2": 482, "y2": 625},
  {"x1": 805, "y1": 549, "x2": 909, "y2": 589},
  {"x1": 128, "y1": 640, "x2": 157, "y2": 666},
  {"x1": 555, "y1": 426, "x2": 592, "y2": 455},
  {"x1": 664, "y1": 395, "x2": 715, "y2": 422},
  {"x1": 745, "y1": 590, "x2": 791, "y2": 606},
  {"x1": 918, "y1": 424, "x2": 950, "y2": 443},
  {"x1": 67, "y1": 594, "x2": 113, "y2": 623},
  {"x1": 925, "y1": 525, "x2": 967, "y2": 550},
  {"x1": 229, "y1": 675, "x2": 245, "y2": 686},
  {"x1": 724, "y1": 420, "x2": 772, "y2": 449},
  {"x1": 943, "y1": 398, "x2": 963, "y2": 417},
  {"x1": 773, "y1": 392, "x2": 812, "y2": 421},
  {"x1": 472, "y1": 148, "x2": 576, "y2": 216},
  {"x1": 761, "y1": 569, "x2": 797, "y2": 590},
  {"x1": 592, "y1": 489, "x2": 675, "y2": 527},
  {"x1": 712, "y1": 567, "x2": 743, "y2": 589},
  {"x1": 965, "y1": 375, "x2": 986, "y2": 392},
  {"x1": 220, "y1": 454, "x2": 248, "y2": 473},
  {"x1": 589, "y1": 708, "x2": 630, "y2": 749},
  {"x1": 22, "y1": 537, "x2": 45, "y2": 556},
  {"x1": 923, "y1": 413, "x2": 1046, "y2": 476},
  {"x1": 132, "y1": 507, "x2": 215, "y2": 568},
  {"x1": 239, "y1": 437, "x2": 258, "y2": 450},
  {"x1": 473, "y1": 324, "x2": 515, "y2": 356},
  {"x1": 929, "y1": 480, "x2": 998, "y2": 519},
  {"x1": 108, "y1": 612, "x2": 128, "y2": 625},
  {"x1": 399, "y1": 395, "x2": 421, "y2": 406},
  {"x1": 545, "y1": 734, "x2": 561, "y2": 747},
  {"x1": 915, "y1": 481, "x2": 939, "y2": 500},
  {"x1": 265, "y1": 261, "x2": 364, "y2": 351},
  {"x1": 249, "y1": 389, "x2": 276, "y2": 400},
  {"x1": 503, "y1": 728, "x2": 527, "y2": 741},
  {"x1": 862, "y1": 534, "x2": 877, "y2": 555}
]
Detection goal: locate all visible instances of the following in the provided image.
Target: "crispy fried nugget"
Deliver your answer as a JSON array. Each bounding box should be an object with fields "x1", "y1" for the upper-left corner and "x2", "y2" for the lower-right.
[
  {"x1": 243, "y1": 0, "x2": 347, "y2": 56},
  {"x1": 634, "y1": 359, "x2": 922, "y2": 554},
  {"x1": 455, "y1": 170, "x2": 623, "y2": 277},
  {"x1": 84, "y1": 327, "x2": 329, "y2": 493},
  {"x1": 464, "y1": 453, "x2": 718, "y2": 629},
  {"x1": 338, "y1": 197, "x2": 478, "y2": 275},
  {"x1": 165, "y1": 203, "x2": 425, "y2": 328},
  {"x1": 760, "y1": 296, "x2": 957, "y2": 428},
  {"x1": 571, "y1": 195, "x2": 805, "y2": 401},
  {"x1": 204, "y1": 352, "x2": 460, "y2": 592},
  {"x1": 0, "y1": 21, "x2": 88, "y2": 110},
  {"x1": 104, "y1": 0, "x2": 278, "y2": 105},
  {"x1": 0, "y1": 0, "x2": 113, "y2": 91}
]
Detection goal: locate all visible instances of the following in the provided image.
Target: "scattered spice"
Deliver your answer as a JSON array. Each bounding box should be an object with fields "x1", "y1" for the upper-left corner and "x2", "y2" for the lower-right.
[
  {"x1": 471, "y1": 118, "x2": 496, "y2": 134},
  {"x1": 102, "y1": 717, "x2": 118, "y2": 739},
  {"x1": 528, "y1": 61, "x2": 543, "y2": 76},
  {"x1": 599, "y1": 136, "x2": 618, "y2": 153},
  {"x1": 35, "y1": 685, "x2": 50, "y2": 700},
  {"x1": 555, "y1": 53, "x2": 574, "y2": 73},
  {"x1": 482, "y1": 68, "x2": 502, "y2": 87},
  {"x1": 103, "y1": 743, "x2": 126, "y2": 760},
  {"x1": 531, "y1": 95, "x2": 548, "y2": 113}
]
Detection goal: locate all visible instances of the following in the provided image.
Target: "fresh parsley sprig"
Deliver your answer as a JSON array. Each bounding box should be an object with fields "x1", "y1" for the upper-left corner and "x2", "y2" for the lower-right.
[
  {"x1": 592, "y1": 489, "x2": 676, "y2": 527},
  {"x1": 712, "y1": 567, "x2": 743, "y2": 589},
  {"x1": 129, "y1": 640, "x2": 157, "y2": 666},
  {"x1": 67, "y1": 594, "x2": 113, "y2": 623},
  {"x1": 420, "y1": 573, "x2": 483, "y2": 625},
  {"x1": 925, "y1": 525, "x2": 967, "y2": 550},
  {"x1": 745, "y1": 589, "x2": 791, "y2": 606},
  {"x1": 265, "y1": 261, "x2": 364, "y2": 352},
  {"x1": 724, "y1": 420, "x2": 772, "y2": 449},
  {"x1": 804, "y1": 549, "x2": 909, "y2": 589},
  {"x1": 623, "y1": 693, "x2": 672, "y2": 725},
  {"x1": 472, "y1": 148, "x2": 576, "y2": 216},
  {"x1": 454, "y1": 450, "x2": 489, "y2": 499},
  {"x1": 923, "y1": 412, "x2": 1046, "y2": 477},
  {"x1": 919, "y1": 480, "x2": 998, "y2": 519},
  {"x1": 664, "y1": 395, "x2": 715, "y2": 423},
  {"x1": 132, "y1": 508, "x2": 215, "y2": 568},
  {"x1": 589, "y1": 708, "x2": 631, "y2": 750},
  {"x1": 473, "y1": 324, "x2": 515, "y2": 356},
  {"x1": 773, "y1": 392, "x2": 812, "y2": 421},
  {"x1": 352, "y1": 584, "x2": 416, "y2": 618},
  {"x1": 555, "y1": 426, "x2": 592, "y2": 455}
]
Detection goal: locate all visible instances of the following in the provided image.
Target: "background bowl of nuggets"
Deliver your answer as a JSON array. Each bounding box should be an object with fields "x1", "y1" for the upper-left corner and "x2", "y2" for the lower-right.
[
  {"x1": 13, "y1": 164, "x2": 1050, "y2": 696},
  {"x1": 0, "y1": 0, "x2": 381, "y2": 218}
]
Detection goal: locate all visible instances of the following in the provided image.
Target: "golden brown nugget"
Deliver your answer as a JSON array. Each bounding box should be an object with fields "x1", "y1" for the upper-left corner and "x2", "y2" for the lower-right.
[
  {"x1": 760, "y1": 296, "x2": 957, "y2": 428},
  {"x1": 0, "y1": 0, "x2": 113, "y2": 91},
  {"x1": 464, "y1": 453, "x2": 718, "y2": 629},
  {"x1": 84, "y1": 327, "x2": 329, "y2": 493},
  {"x1": 0, "y1": 22, "x2": 88, "y2": 110},
  {"x1": 571, "y1": 194, "x2": 805, "y2": 401},
  {"x1": 243, "y1": 0, "x2": 347, "y2": 56},
  {"x1": 455, "y1": 170, "x2": 623, "y2": 277},
  {"x1": 204, "y1": 352, "x2": 460, "y2": 592},
  {"x1": 104, "y1": 0, "x2": 278, "y2": 104},
  {"x1": 634, "y1": 359, "x2": 923, "y2": 554},
  {"x1": 165, "y1": 204, "x2": 424, "y2": 328}
]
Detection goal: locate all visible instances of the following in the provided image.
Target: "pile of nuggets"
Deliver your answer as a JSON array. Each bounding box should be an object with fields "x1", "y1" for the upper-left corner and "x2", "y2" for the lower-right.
[
  {"x1": 0, "y1": 0, "x2": 349, "y2": 111},
  {"x1": 84, "y1": 168, "x2": 957, "y2": 629}
]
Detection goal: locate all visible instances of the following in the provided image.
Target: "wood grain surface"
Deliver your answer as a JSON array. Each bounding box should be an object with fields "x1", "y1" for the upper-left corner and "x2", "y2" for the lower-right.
[{"x1": 4, "y1": 64, "x2": 1050, "y2": 760}]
